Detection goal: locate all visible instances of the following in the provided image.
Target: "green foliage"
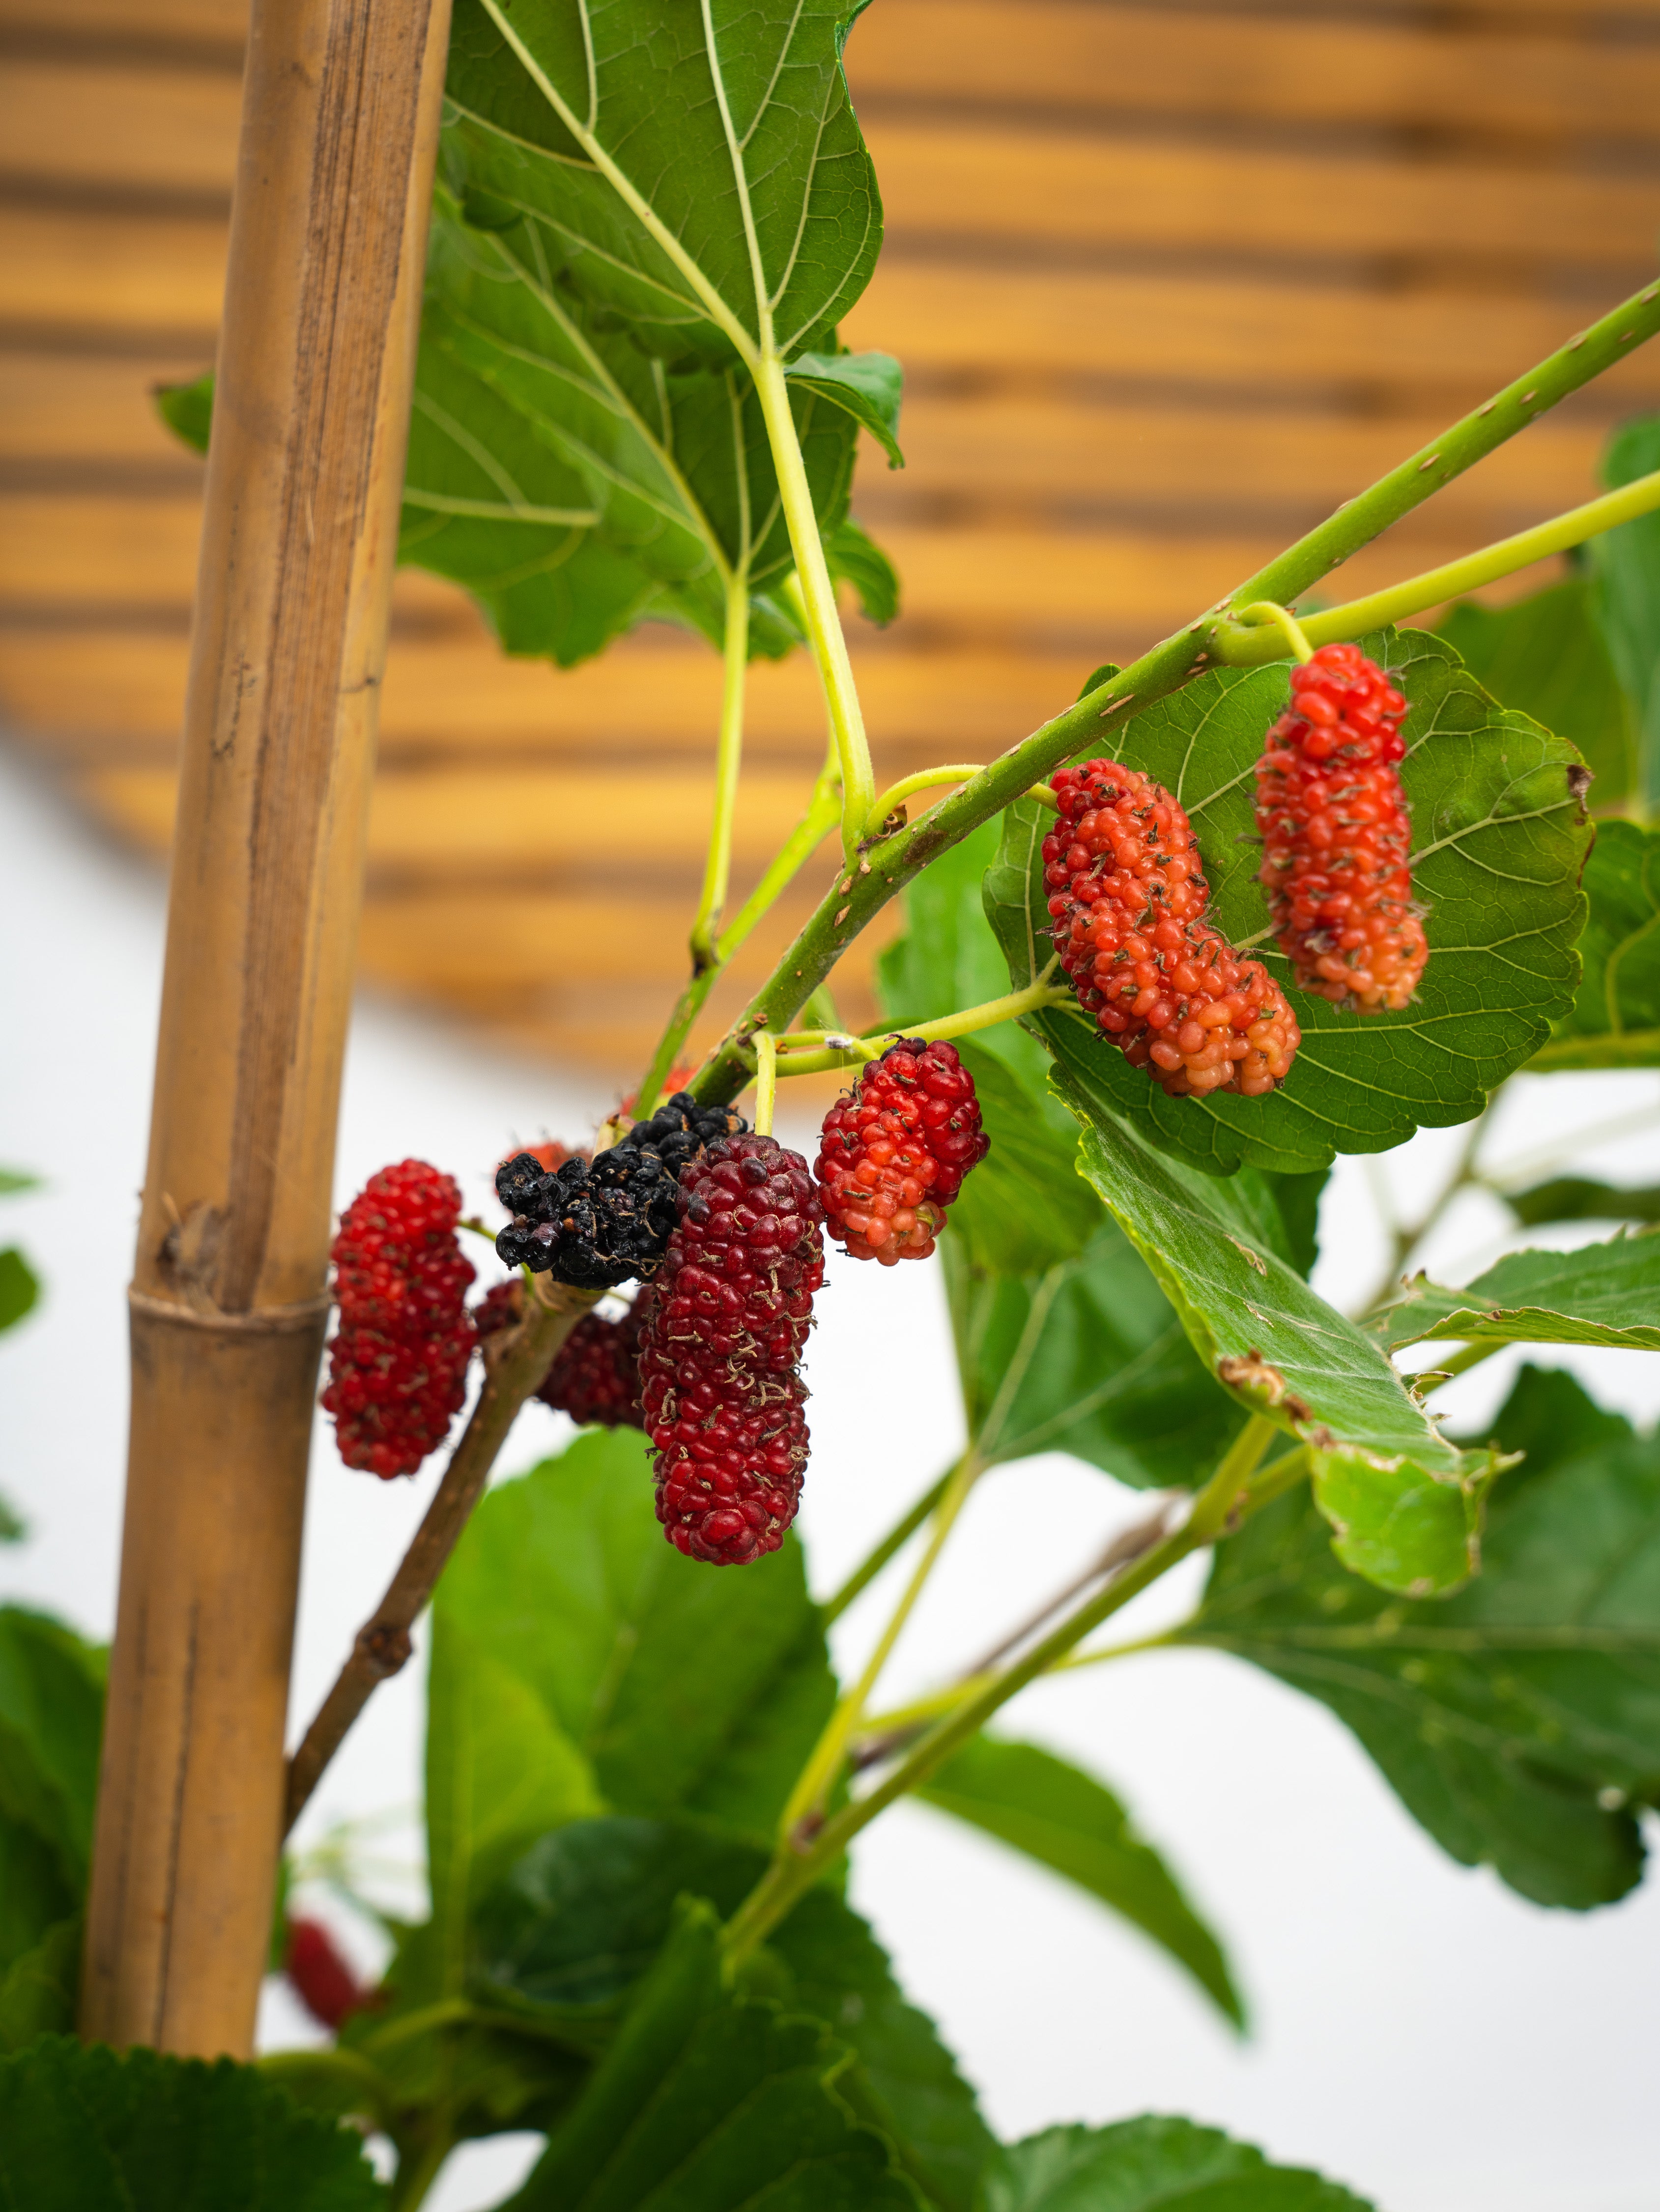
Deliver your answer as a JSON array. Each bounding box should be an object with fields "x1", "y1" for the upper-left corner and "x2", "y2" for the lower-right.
[
  {"x1": 914, "y1": 1737, "x2": 1243, "y2": 2027},
  {"x1": 985, "y1": 2116, "x2": 1373, "y2": 2212},
  {"x1": 444, "y1": 0, "x2": 882, "y2": 365},
  {"x1": 1374, "y1": 1230, "x2": 1660, "y2": 1352},
  {"x1": 0, "y1": 1921, "x2": 79, "y2": 2053},
  {"x1": 475, "y1": 1817, "x2": 994, "y2": 2211},
  {"x1": 1587, "y1": 414, "x2": 1660, "y2": 815},
  {"x1": 1432, "y1": 578, "x2": 1634, "y2": 806},
  {"x1": 0, "y1": 2037, "x2": 384, "y2": 2210},
  {"x1": 826, "y1": 516, "x2": 902, "y2": 626},
  {"x1": 1183, "y1": 1368, "x2": 1660, "y2": 1908},
  {"x1": 0, "y1": 1250, "x2": 38, "y2": 1334},
  {"x1": 0, "y1": 1495, "x2": 23, "y2": 1544},
  {"x1": 0, "y1": 1171, "x2": 41, "y2": 1197},
  {"x1": 1505, "y1": 1175, "x2": 1660, "y2": 1227},
  {"x1": 0, "y1": 1608, "x2": 105, "y2": 1898},
  {"x1": 989, "y1": 629, "x2": 1593, "y2": 1174},
  {"x1": 787, "y1": 350, "x2": 906, "y2": 469},
  {"x1": 435, "y1": 1429, "x2": 835, "y2": 1844},
  {"x1": 1534, "y1": 818, "x2": 1660, "y2": 1070},
  {"x1": 152, "y1": 370, "x2": 213, "y2": 457},
  {"x1": 501, "y1": 1901, "x2": 919, "y2": 2212}
]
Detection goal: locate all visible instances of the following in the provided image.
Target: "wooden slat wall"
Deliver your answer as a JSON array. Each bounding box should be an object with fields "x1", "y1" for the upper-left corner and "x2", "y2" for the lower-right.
[{"x1": 3, "y1": 0, "x2": 1660, "y2": 1073}]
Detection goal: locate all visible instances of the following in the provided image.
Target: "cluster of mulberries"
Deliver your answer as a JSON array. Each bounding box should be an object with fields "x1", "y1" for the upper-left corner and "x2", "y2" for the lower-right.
[
  {"x1": 1255, "y1": 643, "x2": 1428, "y2": 1012},
  {"x1": 321, "y1": 1160, "x2": 475, "y2": 1480},
  {"x1": 1045, "y1": 760, "x2": 1301, "y2": 1099},
  {"x1": 494, "y1": 1093, "x2": 747, "y2": 1288},
  {"x1": 474, "y1": 1278, "x2": 646, "y2": 1428},
  {"x1": 638, "y1": 1134, "x2": 824, "y2": 1566},
  {"x1": 815, "y1": 1039, "x2": 989, "y2": 1263}
]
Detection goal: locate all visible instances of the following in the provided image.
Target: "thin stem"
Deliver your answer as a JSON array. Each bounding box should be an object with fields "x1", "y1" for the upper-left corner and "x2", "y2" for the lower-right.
[
  {"x1": 753, "y1": 1032, "x2": 777, "y2": 1136},
  {"x1": 387, "y1": 2123, "x2": 457, "y2": 2212},
  {"x1": 1214, "y1": 468, "x2": 1660, "y2": 666},
  {"x1": 688, "y1": 279, "x2": 1660, "y2": 1113},
  {"x1": 1234, "y1": 600, "x2": 1315, "y2": 663},
  {"x1": 773, "y1": 976, "x2": 1070, "y2": 1077},
  {"x1": 855, "y1": 1625, "x2": 1187, "y2": 1746},
  {"x1": 687, "y1": 567, "x2": 751, "y2": 975},
  {"x1": 726, "y1": 1423, "x2": 1292, "y2": 1962},
  {"x1": 1353, "y1": 1098, "x2": 1495, "y2": 1320},
  {"x1": 820, "y1": 1468, "x2": 956, "y2": 1627},
  {"x1": 282, "y1": 1282, "x2": 598, "y2": 1831},
  {"x1": 777, "y1": 1451, "x2": 982, "y2": 1842},
  {"x1": 751, "y1": 349, "x2": 875, "y2": 858},
  {"x1": 959, "y1": 1493, "x2": 1180, "y2": 1681},
  {"x1": 866, "y1": 765, "x2": 987, "y2": 832}
]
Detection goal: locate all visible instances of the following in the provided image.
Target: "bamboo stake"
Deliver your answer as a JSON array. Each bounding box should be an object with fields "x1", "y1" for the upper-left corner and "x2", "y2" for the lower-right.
[{"x1": 82, "y1": 0, "x2": 454, "y2": 2058}]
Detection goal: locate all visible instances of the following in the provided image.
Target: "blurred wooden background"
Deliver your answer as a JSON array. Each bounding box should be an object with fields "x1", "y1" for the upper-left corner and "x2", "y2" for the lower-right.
[{"x1": 3, "y1": 0, "x2": 1659, "y2": 1078}]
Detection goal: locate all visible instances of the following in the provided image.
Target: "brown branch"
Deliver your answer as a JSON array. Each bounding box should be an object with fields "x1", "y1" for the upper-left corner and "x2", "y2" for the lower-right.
[{"x1": 282, "y1": 1281, "x2": 596, "y2": 1832}]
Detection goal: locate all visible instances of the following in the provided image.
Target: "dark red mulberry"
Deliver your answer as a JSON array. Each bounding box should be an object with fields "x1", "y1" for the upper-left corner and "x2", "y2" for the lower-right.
[
  {"x1": 1255, "y1": 643, "x2": 1428, "y2": 1012},
  {"x1": 815, "y1": 1039, "x2": 989, "y2": 1263},
  {"x1": 1044, "y1": 759, "x2": 1300, "y2": 1099},
  {"x1": 638, "y1": 1134, "x2": 825, "y2": 1566},
  {"x1": 474, "y1": 1277, "x2": 646, "y2": 1429},
  {"x1": 284, "y1": 1916, "x2": 374, "y2": 2030},
  {"x1": 494, "y1": 1093, "x2": 747, "y2": 1287},
  {"x1": 321, "y1": 1160, "x2": 474, "y2": 1480}
]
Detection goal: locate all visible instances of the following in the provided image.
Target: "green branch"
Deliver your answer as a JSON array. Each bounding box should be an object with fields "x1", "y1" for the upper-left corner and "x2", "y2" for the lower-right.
[
  {"x1": 1214, "y1": 468, "x2": 1660, "y2": 666},
  {"x1": 687, "y1": 277, "x2": 1660, "y2": 1111}
]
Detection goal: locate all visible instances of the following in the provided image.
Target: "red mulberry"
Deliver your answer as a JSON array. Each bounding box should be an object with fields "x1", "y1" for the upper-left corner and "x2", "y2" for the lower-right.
[
  {"x1": 815, "y1": 1040, "x2": 989, "y2": 1263},
  {"x1": 474, "y1": 1278, "x2": 646, "y2": 1428},
  {"x1": 284, "y1": 1917, "x2": 373, "y2": 2030},
  {"x1": 638, "y1": 1134, "x2": 824, "y2": 1566},
  {"x1": 321, "y1": 1160, "x2": 475, "y2": 1480},
  {"x1": 1045, "y1": 761, "x2": 1300, "y2": 1099},
  {"x1": 495, "y1": 1093, "x2": 747, "y2": 1287},
  {"x1": 1255, "y1": 643, "x2": 1428, "y2": 1012}
]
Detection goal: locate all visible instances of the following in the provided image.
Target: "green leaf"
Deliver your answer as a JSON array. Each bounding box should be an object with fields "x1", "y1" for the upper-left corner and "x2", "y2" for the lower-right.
[
  {"x1": 1431, "y1": 578, "x2": 1634, "y2": 807},
  {"x1": 988, "y1": 630, "x2": 1593, "y2": 1174},
  {"x1": 1531, "y1": 818, "x2": 1660, "y2": 1070},
  {"x1": 914, "y1": 1737, "x2": 1243, "y2": 2028},
  {"x1": 1587, "y1": 414, "x2": 1660, "y2": 815},
  {"x1": 1505, "y1": 1175, "x2": 1660, "y2": 1227},
  {"x1": 436, "y1": 1429, "x2": 836, "y2": 1843},
  {"x1": 153, "y1": 369, "x2": 213, "y2": 457},
  {"x1": 826, "y1": 516, "x2": 901, "y2": 626},
  {"x1": 0, "y1": 1495, "x2": 23, "y2": 1545},
  {"x1": 502, "y1": 1899, "x2": 919, "y2": 2212},
  {"x1": 0, "y1": 2037, "x2": 385, "y2": 2209},
  {"x1": 786, "y1": 350, "x2": 904, "y2": 468},
  {"x1": 0, "y1": 1170, "x2": 41, "y2": 1197},
  {"x1": 476, "y1": 1817, "x2": 994, "y2": 2212},
  {"x1": 0, "y1": 1250, "x2": 39, "y2": 1334},
  {"x1": 985, "y1": 2115, "x2": 1373, "y2": 2212},
  {"x1": 443, "y1": 0, "x2": 882, "y2": 367},
  {"x1": 1181, "y1": 1367, "x2": 1660, "y2": 1908},
  {"x1": 0, "y1": 1920, "x2": 79, "y2": 2054},
  {"x1": 1259, "y1": 1167, "x2": 1328, "y2": 1279},
  {"x1": 0, "y1": 1607, "x2": 106, "y2": 1889},
  {"x1": 1307, "y1": 1442, "x2": 1493, "y2": 1599},
  {"x1": 1373, "y1": 1230, "x2": 1660, "y2": 1352},
  {"x1": 0, "y1": 1818, "x2": 76, "y2": 1980}
]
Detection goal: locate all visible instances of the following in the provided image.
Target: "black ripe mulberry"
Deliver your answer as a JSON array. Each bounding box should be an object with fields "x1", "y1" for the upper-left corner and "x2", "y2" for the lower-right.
[
  {"x1": 320, "y1": 1160, "x2": 475, "y2": 1481},
  {"x1": 638, "y1": 1134, "x2": 824, "y2": 1566},
  {"x1": 815, "y1": 1039, "x2": 989, "y2": 1263},
  {"x1": 1045, "y1": 759, "x2": 1300, "y2": 1099},
  {"x1": 494, "y1": 1093, "x2": 747, "y2": 1288},
  {"x1": 1255, "y1": 643, "x2": 1427, "y2": 1012}
]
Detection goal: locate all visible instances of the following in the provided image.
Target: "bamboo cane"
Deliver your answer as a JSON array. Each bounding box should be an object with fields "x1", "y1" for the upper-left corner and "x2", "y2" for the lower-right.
[{"x1": 81, "y1": 0, "x2": 454, "y2": 2058}]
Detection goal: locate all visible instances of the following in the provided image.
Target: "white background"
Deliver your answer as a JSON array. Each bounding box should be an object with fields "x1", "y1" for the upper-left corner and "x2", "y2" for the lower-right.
[{"x1": 3, "y1": 744, "x2": 1658, "y2": 2212}]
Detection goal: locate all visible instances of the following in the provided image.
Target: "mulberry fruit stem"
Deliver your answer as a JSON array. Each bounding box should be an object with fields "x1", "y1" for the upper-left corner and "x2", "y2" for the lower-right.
[
  {"x1": 690, "y1": 279, "x2": 1660, "y2": 1114},
  {"x1": 772, "y1": 972, "x2": 1070, "y2": 1079},
  {"x1": 726, "y1": 1421, "x2": 1292, "y2": 1966},
  {"x1": 1213, "y1": 466, "x2": 1660, "y2": 669},
  {"x1": 284, "y1": 1279, "x2": 600, "y2": 1831},
  {"x1": 687, "y1": 565, "x2": 752, "y2": 975},
  {"x1": 863, "y1": 765, "x2": 1060, "y2": 837},
  {"x1": 752, "y1": 349, "x2": 876, "y2": 862},
  {"x1": 776, "y1": 1448, "x2": 982, "y2": 1845},
  {"x1": 752, "y1": 1030, "x2": 778, "y2": 1136},
  {"x1": 1235, "y1": 600, "x2": 1316, "y2": 665}
]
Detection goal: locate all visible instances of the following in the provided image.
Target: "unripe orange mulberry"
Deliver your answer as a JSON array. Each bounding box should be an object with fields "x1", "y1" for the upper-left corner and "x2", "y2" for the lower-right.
[
  {"x1": 1044, "y1": 760, "x2": 1300, "y2": 1099},
  {"x1": 1255, "y1": 644, "x2": 1427, "y2": 1012}
]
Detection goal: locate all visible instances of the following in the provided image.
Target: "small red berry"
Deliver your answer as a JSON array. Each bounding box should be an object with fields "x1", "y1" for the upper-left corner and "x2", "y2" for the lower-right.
[
  {"x1": 815, "y1": 1039, "x2": 989, "y2": 1263},
  {"x1": 638, "y1": 1134, "x2": 825, "y2": 1566},
  {"x1": 1254, "y1": 643, "x2": 1428, "y2": 1012},
  {"x1": 1044, "y1": 760, "x2": 1300, "y2": 1099},
  {"x1": 284, "y1": 1916, "x2": 372, "y2": 2030},
  {"x1": 321, "y1": 1160, "x2": 475, "y2": 1480}
]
